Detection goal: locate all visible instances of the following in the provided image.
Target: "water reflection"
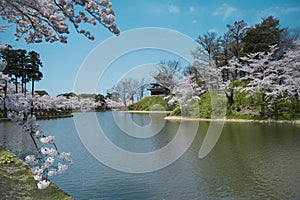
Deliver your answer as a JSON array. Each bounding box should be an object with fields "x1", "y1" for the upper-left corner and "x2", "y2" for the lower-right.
[{"x1": 0, "y1": 112, "x2": 299, "y2": 199}]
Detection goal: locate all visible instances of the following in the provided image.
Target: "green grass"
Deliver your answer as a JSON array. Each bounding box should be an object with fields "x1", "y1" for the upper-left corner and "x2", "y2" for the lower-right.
[
  {"x1": 0, "y1": 145, "x2": 72, "y2": 200},
  {"x1": 128, "y1": 81, "x2": 300, "y2": 121},
  {"x1": 129, "y1": 96, "x2": 173, "y2": 111},
  {"x1": 135, "y1": 91, "x2": 300, "y2": 121}
]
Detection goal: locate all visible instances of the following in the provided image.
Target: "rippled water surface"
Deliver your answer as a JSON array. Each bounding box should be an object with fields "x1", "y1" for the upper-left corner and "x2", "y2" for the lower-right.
[{"x1": 0, "y1": 112, "x2": 299, "y2": 200}]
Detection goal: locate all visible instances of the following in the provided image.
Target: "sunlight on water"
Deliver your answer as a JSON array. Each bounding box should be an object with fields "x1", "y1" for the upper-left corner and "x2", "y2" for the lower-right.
[{"x1": 0, "y1": 112, "x2": 299, "y2": 200}]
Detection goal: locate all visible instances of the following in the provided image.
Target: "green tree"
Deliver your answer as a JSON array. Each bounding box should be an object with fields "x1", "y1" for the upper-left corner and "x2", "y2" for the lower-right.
[
  {"x1": 58, "y1": 92, "x2": 78, "y2": 98},
  {"x1": 35, "y1": 90, "x2": 49, "y2": 96},
  {"x1": 0, "y1": 48, "x2": 43, "y2": 95},
  {"x1": 242, "y1": 16, "x2": 283, "y2": 54},
  {"x1": 95, "y1": 93, "x2": 107, "y2": 110},
  {"x1": 27, "y1": 51, "x2": 43, "y2": 96},
  {"x1": 218, "y1": 32, "x2": 232, "y2": 67},
  {"x1": 196, "y1": 32, "x2": 220, "y2": 62},
  {"x1": 227, "y1": 20, "x2": 248, "y2": 59},
  {"x1": 1, "y1": 48, "x2": 26, "y2": 93},
  {"x1": 95, "y1": 93, "x2": 106, "y2": 103}
]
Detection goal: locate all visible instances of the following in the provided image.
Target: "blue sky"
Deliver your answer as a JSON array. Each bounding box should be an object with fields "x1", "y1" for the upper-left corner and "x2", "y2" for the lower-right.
[{"x1": 1, "y1": 0, "x2": 300, "y2": 96}]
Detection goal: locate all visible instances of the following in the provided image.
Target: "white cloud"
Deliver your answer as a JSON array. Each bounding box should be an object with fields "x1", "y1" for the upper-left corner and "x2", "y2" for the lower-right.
[
  {"x1": 213, "y1": 3, "x2": 236, "y2": 20},
  {"x1": 168, "y1": 2, "x2": 180, "y2": 13},
  {"x1": 148, "y1": 4, "x2": 164, "y2": 14},
  {"x1": 208, "y1": 29, "x2": 217, "y2": 33},
  {"x1": 189, "y1": 6, "x2": 196, "y2": 13},
  {"x1": 148, "y1": 4, "x2": 164, "y2": 13},
  {"x1": 257, "y1": 6, "x2": 300, "y2": 18},
  {"x1": 285, "y1": 7, "x2": 300, "y2": 13}
]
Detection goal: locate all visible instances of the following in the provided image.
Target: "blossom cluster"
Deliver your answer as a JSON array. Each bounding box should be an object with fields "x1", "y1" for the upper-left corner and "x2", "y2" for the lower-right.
[
  {"x1": 193, "y1": 41, "x2": 300, "y2": 112},
  {"x1": 33, "y1": 94, "x2": 103, "y2": 111},
  {"x1": 0, "y1": 44, "x2": 8, "y2": 72},
  {"x1": 0, "y1": 90, "x2": 104, "y2": 114},
  {"x1": 239, "y1": 43, "x2": 300, "y2": 104},
  {"x1": 0, "y1": 0, "x2": 120, "y2": 43},
  {"x1": 21, "y1": 114, "x2": 72, "y2": 190},
  {"x1": 1, "y1": 73, "x2": 72, "y2": 189},
  {"x1": 167, "y1": 74, "x2": 203, "y2": 107}
]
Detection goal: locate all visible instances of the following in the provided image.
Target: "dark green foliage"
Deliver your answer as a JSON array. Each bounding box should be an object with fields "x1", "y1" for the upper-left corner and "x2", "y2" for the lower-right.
[
  {"x1": 33, "y1": 109, "x2": 73, "y2": 119},
  {"x1": 1, "y1": 47, "x2": 43, "y2": 94},
  {"x1": 78, "y1": 93, "x2": 95, "y2": 98},
  {"x1": 35, "y1": 90, "x2": 49, "y2": 96},
  {"x1": 268, "y1": 98, "x2": 300, "y2": 120},
  {"x1": 95, "y1": 93, "x2": 105, "y2": 102},
  {"x1": 57, "y1": 92, "x2": 78, "y2": 98},
  {"x1": 95, "y1": 93, "x2": 108, "y2": 111},
  {"x1": 242, "y1": 16, "x2": 283, "y2": 54}
]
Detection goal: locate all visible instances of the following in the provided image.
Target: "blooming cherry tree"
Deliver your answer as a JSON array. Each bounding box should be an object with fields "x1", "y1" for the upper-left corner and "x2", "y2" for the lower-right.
[
  {"x1": 0, "y1": 0, "x2": 120, "y2": 190},
  {"x1": 0, "y1": 0, "x2": 120, "y2": 43},
  {"x1": 1, "y1": 62, "x2": 72, "y2": 190},
  {"x1": 166, "y1": 74, "x2": 205, "y2": 117},
  {"x1": 0, "y1": 85, "x2": 72, "y2": 189},
  {"x1": 236, "y1": 45, "x2": 280, "y2": 116},
  {"x1": 239, "y1": 43, "x2": 300, "y2": 116},
  {"x1": 219, "y1": 59, "x2": 244, "y2": 105},
  {"x1": 105, "y1": 98, "x2": 124, "y2": 108},
  {"x1": 275, "y1": 41, "x2": 300, "y2": 99},
  {"x1": 168, "y1": 74, "x2": 204, "y2": 106}
]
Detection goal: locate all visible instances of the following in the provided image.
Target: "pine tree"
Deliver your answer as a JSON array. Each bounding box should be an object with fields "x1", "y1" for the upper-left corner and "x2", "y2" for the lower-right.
[{"x1": 242, "y1": 16, "x2": 283, "y2": 54}]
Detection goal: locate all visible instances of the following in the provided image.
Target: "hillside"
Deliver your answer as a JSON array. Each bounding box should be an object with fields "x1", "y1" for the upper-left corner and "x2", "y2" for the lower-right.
[
  {"x1": 129, "y1": 96, "x2": 174, "y2": 111},
  {"x1": 129, "y1": 92, "x2": 300, "y2": 121}
]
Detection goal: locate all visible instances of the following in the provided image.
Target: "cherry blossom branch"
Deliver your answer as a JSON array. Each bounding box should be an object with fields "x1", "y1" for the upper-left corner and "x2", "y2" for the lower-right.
[
  {"x1": 0, "y1": 73, "x2": 72, "y2": 189},
  {"x1": 0, "y1": 0, "x2": 120, "y2": 43}
]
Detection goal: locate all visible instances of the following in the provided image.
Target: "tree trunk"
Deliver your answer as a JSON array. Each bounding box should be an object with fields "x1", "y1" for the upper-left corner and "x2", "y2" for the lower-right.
[
  {"x1": 3, "y1": 81, "x2": 7, "y2": 116},
  {"x1": 21, "y1": 76, "x2": 24, "y2": 93},
  {"x1": 274, "y1": 101, "x2": 278, "y2": 119},
  {"x1": 227, "y1": 69, "x2": 229, "y2": 81},
  {"x1": 261, "y1": 92, "x2": 265, "y2": 117},
  {"x1": 31, "y1": 78, "x2": 34, "y2": 114},
  {"x1": 31, "y1": 78, "x2": 34, "y2": 96},
  {"x1": 15, "y1": 76, "x2": 18, "y2": 93},
  {"x1": 131, "y1": 96, "x2": 134, "y2": 105},
  {"x1": 225, "y1": 89, "x2": 234, "y2": 105},
  {"x1": 24, "y1": 80, "x2": 27, "y2": 97}
]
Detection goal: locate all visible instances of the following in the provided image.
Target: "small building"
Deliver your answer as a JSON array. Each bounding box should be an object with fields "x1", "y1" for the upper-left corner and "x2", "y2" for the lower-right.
[{"x1": 148, "y1": 83, "x2": 170, "y2": 96}]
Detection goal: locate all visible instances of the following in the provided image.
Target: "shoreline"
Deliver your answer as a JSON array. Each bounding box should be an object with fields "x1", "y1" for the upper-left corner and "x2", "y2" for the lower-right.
[
  {"x1": 0, "y1": 144, "x2": 72, "y2": 199},
  {"x1": 121, "y1": 110, "x2": 172, "y2": 114},
  {"x1": 164, "y1": 116, "x2": 300, "y2": 124},
  {"x1": 119, "y1": 110, "x2": 300, "y2": 124},
  {"x1": 0, "y1": 114, "x2": 73, "y2": 122},
  {"x1": 35, "y1": 114, "x2": 73, "y2": 120}
]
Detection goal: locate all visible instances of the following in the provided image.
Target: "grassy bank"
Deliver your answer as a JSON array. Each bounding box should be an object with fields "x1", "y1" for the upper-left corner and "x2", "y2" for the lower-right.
[
  {"x1": 129, "y1": 96, "x2": 174, "y2": 111},
  {"x1": 129, "y1": 94, "x2": 300, "y2": 122},
  {"x1": 123, "y1": 110, "x2": 172, "y2": 114},
  {"x1": 0, "y1": 145, "x2": 72, "y2": 200},
  {"x1": 164, "y1": 116, "x2": 300, "y2": 124}
]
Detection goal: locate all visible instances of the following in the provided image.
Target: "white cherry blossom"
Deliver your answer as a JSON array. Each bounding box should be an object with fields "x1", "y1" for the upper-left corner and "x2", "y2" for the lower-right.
[
  {"x1": 37, "y1": 180, "x2": 50, "y2": 189},
  {"x1": 0, "y1": 0, "x2": 120, "y2": 43}
]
